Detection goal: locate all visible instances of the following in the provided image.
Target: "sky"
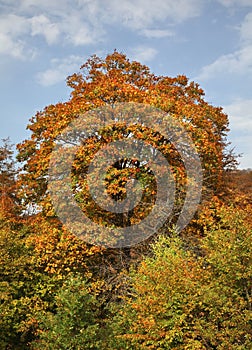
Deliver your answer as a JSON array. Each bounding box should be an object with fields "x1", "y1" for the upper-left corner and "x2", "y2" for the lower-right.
[{"x1": 0, "y1": 0, "x2": 252, "y2": 169}]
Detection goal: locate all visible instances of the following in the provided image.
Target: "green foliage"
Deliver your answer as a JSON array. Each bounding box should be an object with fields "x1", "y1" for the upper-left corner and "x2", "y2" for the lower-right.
[
  {"x1": 0, "y1": 217, "x2": 79, "y2": 349},
  {"x1": 108, "y1": 206, "x2": 252, "y2": 349},
  {"x1": 31, "y1": 274, "x2": 103, "y2": 350},
  {"x1": 0, "y1": 218, "x2": 41, "y2": 349}
]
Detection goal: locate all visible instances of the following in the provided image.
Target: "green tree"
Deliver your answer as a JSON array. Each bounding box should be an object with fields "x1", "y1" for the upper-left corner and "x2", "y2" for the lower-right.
[
  {"x1": 31, "y1": 274, "x2": 103, "y2": 350},
  {"x1": 0, "y1": 219, "x2": 40, "y2": 349},
  {"x1": 109, "y1": 206, "x2": 252, "y2": 349}
]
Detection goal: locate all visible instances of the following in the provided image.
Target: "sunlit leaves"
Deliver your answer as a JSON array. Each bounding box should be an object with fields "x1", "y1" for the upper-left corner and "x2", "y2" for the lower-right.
[
  {"x1": 17, "y1": 51, "x2": 232, "y2": 220},
  {"x1": 110, "y1": 206, "x2": 252, "y2": 349}
]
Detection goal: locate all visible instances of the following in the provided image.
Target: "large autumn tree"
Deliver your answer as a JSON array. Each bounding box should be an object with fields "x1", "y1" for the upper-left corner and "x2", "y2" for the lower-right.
[{"x1": 17, "y1": 51, "x2": 232, "y2": 238}]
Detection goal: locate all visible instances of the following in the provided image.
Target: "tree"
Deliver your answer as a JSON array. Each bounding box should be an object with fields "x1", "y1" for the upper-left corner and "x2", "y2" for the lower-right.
[
  {"x1": 31, "y1": 274, "x2": 103, "y2": 350},
  {"x1": 16, "y1": 51, "x2": 233, "y2": 245},
  {"x1": 0, "y1": 214, "x2": 104, "y2": 349},
  {"x1": 13, "y1": 53, "x2": 238, "y2": 344},
  {"x1": 0, "y1": 218, "x2": 42, "y2": 349},
  {"x1": 0, "y1": 138, "x2": 19, "y2": 218},
  {"x1": 109, "y1": 205, "x2": 252, "y2": 349}
]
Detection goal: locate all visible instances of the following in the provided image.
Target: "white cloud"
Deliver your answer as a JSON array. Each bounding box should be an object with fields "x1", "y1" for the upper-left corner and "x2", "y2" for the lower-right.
[
  {"x1": 19, "y1": 0, "x2": 70, "y2": 15},
  {"x1": 0, "y1": 14, "x2": 29, "y2": 35},
  {"x1": 0, "y1": 33, "x2": 25, "y2": 59},
  {"x1": 240, "y1": 12, "x2": 252, "y2": 43},
  {"x1": 141, "y1": 28, "x2": 174, "y2": 38},
  {"x1": 0, "y1": 14, "x2": 36, "y2": 59},
  {"x1": 196, "y1": 45, "x2": 252, "y2": 80},
  {"x1": 101, "y1": 0, "x2": 202, "y2": 29},
  {"x1": 0, "y1": 0, "x2": 202, "y2": 59},
  {"x1": 30, "y1": 14, "x2": 60, "y2": 45},
  {"x1": 223, "y1": 98, "x2": 252, "y2": 168},
  {"x1": 36, "y1": 55, "x2": 84, "y2": 86},
  {"x1": 217, "y1": 0, "x2": 252, "y2": 7},
  {"x1": 230, "y1": 135, "x2": 252, "y2": 168},
  {"x1": 130, "y1": 46, "x2": 158, "y2": 63},
  {"x1": 62, "y1": 14, "x2": 104, "y2": 46},
  {"x1": 197, "y1": 10, "x2": 252, "y2": 80},
  {"x1": 223, "y1": 98, "x2": 252, "y2": 130}
]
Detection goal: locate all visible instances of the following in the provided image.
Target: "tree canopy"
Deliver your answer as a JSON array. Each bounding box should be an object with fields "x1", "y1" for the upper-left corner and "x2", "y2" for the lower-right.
[
  {"x1": 1, "y1": 52, "x2": 249, "y2": 349},
  {"x1": 17, "y1": 52, "x2": 233, "y2": 233}
]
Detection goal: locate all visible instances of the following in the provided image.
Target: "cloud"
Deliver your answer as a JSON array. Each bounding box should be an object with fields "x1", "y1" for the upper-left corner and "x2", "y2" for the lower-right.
[
  {"x1": 223, "y1": 98, "x2": 252, "y2": 168},
  {"x1": 140, "y1": 28, "x2": 174, "y2": 38},
  {"x1": 130, "y1": 46, "x2": 158, "y2": 63},
  {"x1": 62, "y1": 15, "x2": 104, "y2": 46},
  {"x1": 0, "y1": 33, "x2": 26, "y2": 59},
  {"x1": 217, "y1": 0, "x2": 252, "y2": 7},
  {"x1": 99, "y1": 0, "x2": 202, "y2": 29},
  {"x1": 0, "y1": 14, "x2": 28, "y2": 35},
  {"x1": 0, "y1": 0, "x2": 202, "y2": 60},
  {"x1": 36, "y1": 55, "x2": 84, "y2": 86},
  {"x1": 30, "y1": 14, "x2": 60, "y2": 45},
  {"x1": 230, "y1": 134, "x2": 252, "y2": 168},
  {"x1": 240, "y1": 12, "x2": 252, "y2": 43},
  {"x1": 196, "y1": 45, "x2": 252, "y2": 80},
  {"x1": 223, "y1": 98, "x2": 252, "y2": 130},
  {"x1": 0, "y1": 13, "x2": 36, "y2": 59},
  {"x1": 197, "y1": 10, "x2": 252, "y2": 80}
]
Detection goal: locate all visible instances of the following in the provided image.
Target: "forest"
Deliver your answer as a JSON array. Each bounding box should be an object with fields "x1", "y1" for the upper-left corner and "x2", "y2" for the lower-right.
[{"x1": 0, "y1": 51, "x2": 252, "y2": 349}]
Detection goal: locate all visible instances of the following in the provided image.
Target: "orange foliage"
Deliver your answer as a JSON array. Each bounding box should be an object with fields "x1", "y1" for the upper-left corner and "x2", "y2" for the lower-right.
[{"x1": 17, "y1": 52, "x2": 231, "y2": 226}]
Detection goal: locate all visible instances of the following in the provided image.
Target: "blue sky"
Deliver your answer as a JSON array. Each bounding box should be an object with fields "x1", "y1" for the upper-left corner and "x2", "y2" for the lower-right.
[{"x1": 0, "y1": 0, "x2": 252, "y2": 168}]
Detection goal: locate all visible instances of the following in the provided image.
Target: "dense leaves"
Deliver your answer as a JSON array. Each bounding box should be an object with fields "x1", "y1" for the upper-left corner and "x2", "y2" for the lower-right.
[
  {"x1": 0, "y1": 53, "x2": 250, "y2": 349},
  {"x1": 0, "y1": 139, "x2": 20, "y2": 218},
  {"x1": 17, "y1": 52, "x2": 233, "y2": 217},
  {"x1": 31, "y1": 274, "x2": 103, "y2": 350},
  {"x1": 1, "y1": 202, "x2": 251, "y2": 349},
  {"x1": 109, "y1": 206, "x2": 252, "y2": 349}
]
